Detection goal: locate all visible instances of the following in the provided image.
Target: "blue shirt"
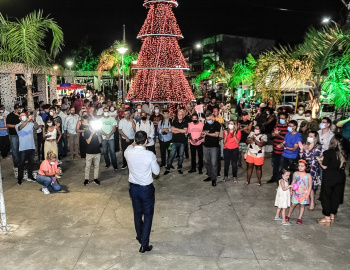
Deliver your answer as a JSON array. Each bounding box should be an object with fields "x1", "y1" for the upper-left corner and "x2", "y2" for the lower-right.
[
  {"x1": 342, "y1": 121, "x2": 350, "y2": 140},
  {"x1": 41, "y1": 112, "x2": 49, "y2": 122},
  {"x1": 0, "y1": 118, "x2": 8, "y2": 136},
  {"x1": 158, "y1": 119, "x2": 172, "y2": 142},
  {"x1": 15, "y1": 122, "x2": 35, "y2": 151},
  {"x1": 283, "y1": 132, "x2": 302, "y2": 159}
]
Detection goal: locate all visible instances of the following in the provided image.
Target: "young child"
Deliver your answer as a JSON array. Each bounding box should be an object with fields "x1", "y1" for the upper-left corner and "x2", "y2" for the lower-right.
[
  {"x1": 286, "y1": 160, "x2": 312, "y2": 225},
  {"x1": 274, "y1": 169, "x2": 293, "y2": 225}
]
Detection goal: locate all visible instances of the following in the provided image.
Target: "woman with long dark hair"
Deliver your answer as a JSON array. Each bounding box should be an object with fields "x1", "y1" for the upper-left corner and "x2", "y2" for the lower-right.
[{"x1": 317, "y1": 134, "x2": 346, "y2": 226}]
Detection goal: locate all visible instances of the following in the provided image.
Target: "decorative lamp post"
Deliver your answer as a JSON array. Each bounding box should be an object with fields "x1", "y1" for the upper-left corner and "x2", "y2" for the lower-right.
[{"x1": 117, "y1": 47, "x2": 128, "y2": 101}]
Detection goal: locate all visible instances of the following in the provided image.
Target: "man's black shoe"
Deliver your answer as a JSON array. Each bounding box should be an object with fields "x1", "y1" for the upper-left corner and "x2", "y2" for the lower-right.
[
  {"x1": 83, "y1": 180, "x2": 89, "y2": 186},
  {"x1": 266, "y1": 179, "x2": 275, "y2": 184},
  {"x1": 203, "y1": 177, "x2": 212, "y2": 182},
  {"x1": 94, "y1": 179, "x2": 100, "y2": 185},
  {"x1": 212, "y1": 180, "x2": 217, "y2": 187},
  {"x1": 178, "y1": 169, "x2": 183, "y2": 174},
  {"x1": 188, "y1": 169, "x2": 196, "y2": 173},
  {"x1": 164, "y1": 170, "x2": 170, "y2": 175},
  {"x1": 170, "y1": 165, "x2": 175, "y2": 169},
  {"x1": 139, "y1": 245, "x2": 153, "y2": 253},
  {"x1": 17, "y1": 181, "x2": 22, "y2": 185}
]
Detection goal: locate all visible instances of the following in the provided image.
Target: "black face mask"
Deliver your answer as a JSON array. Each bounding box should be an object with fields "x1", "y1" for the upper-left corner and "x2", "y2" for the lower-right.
[
  {"x1": 193, "y1": 120, "x2": 198, "y2": 124},
  {"x1": 83, "y1": 115, "x2": 89, "y2": 120},
  {"x1": 141, "y1": 116, "x2": 147, "y2": 121}
]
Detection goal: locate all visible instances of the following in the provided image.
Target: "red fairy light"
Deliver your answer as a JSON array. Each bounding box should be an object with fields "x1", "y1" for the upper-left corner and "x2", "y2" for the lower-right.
[{"x1": 126, "y1": 0, "x2": 195, "y2": 104}]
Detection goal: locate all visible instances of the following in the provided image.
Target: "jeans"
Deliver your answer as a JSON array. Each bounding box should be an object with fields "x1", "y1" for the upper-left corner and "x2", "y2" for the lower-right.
[
  {"x1": 224, "y1": 148, "x2": 239, "y2": 177},
  {"x1": 102, "y1": 139, "x2": 118, "y2": 168},
  {"x1": 18, "y1": 149, "x2": 35, "y2": 182},
  {"x1": 85, "y1": 153, "x2": 101, "y2": 180},
  {"x1": 159, "y1": 140, "x2": 171, "y2": 166},
  {"x1": 190, "y1": 143, "x2": 203, "y2": 170},
  {"x1": 166, "y1": 142, "x2": 185, "y2": 170},
  {"x1": 280, "y1": 156, "x2": 296, "y2": 182},
  {"x1": 9, "y1": 135, "x2": 19, "y2": 167},
  {"x1": 37, "y1": 132, "x2": 45, "y2": 160},
  {"x1": 271, "y1": 152, "x2": 282, "y2": 181},
  {"x1": 129, "y1": 183, "x2": 155, "y2": 248},
  {"x1": 121, "y1": 138, "x2": 133, "y2": 167},
  {"x1": 204, "y1": 146, "x2": 219, "y2": 180},
  {"x1": 36, "y1": 174, "x2": 61, "y2": 191}
]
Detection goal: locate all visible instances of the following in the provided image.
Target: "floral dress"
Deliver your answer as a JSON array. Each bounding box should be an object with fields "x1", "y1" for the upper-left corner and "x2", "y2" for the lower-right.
[
  {"x1": 292, "y1": 173, "x2": 310, "y2": 205},
  {"x1": 300, "y1": 144, "x2": 322, "y2": 190}
]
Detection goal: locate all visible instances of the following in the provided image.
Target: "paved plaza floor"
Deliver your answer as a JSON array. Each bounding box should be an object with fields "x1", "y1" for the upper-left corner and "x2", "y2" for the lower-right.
[{"x1": 0, "y1": 151, "x2": 349, "y2": 270}]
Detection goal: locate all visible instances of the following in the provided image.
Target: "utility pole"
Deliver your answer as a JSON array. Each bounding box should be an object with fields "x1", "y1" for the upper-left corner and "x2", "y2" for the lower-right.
[{"x1": 123, "y1": 24, "x2": 126, "y2": 43}]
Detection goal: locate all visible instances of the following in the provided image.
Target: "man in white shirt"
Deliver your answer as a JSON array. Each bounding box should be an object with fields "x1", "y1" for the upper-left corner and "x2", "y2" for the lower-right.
[
  {"x1": 136, "y1": 111, "x2": 155, "y2": 154},
  {"x1": 142, "y1": 98, "x2": 154, "y2": 115},
  {"x1": 64, "y1": 107, "x2": 80, "y2": 159},
  {"x1": 124, "y1": 131, "x2": 160, "y2": 253},
  {"x1": 291, "y1": 105, "x2": 306, "y2": 131},
  {"x1": 96, "y1": 102, "x2": 107, "y2": 116},
  {"x1": 119, "y1": 109, "x2": 136, "y2": 169},
  {"x1": 318, "y1": 117, "x2": 334, "y2": 153}
]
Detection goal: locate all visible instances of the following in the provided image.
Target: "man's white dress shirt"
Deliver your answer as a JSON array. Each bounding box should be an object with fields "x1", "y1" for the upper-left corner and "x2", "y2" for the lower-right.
[{"x1": 124, "y1": 145, "x2": 160, "y2": 186}]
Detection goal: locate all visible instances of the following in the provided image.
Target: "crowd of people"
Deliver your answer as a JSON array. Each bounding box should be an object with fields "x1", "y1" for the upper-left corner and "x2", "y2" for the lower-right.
[{"x1": 0, "y1": 93, "x2": 347, "y2": 228}]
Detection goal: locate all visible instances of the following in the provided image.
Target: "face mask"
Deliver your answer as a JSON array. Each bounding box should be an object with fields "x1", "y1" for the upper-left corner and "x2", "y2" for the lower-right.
[
  {"x1": 21, "y1": 116, "x2": 27, "y2": 121},
  {"x1": 307, "y1": 137, "x2": 314, "y2": 143},
  {"x1": 137, "y1": 109, "x2": 141, "y2": 113},
  {"x1": 20, "y1": 108, "x2": 23, "y2": 113},
  {"x1": 164, "y1": 113, "x2": 169, "y2": 118},
  {"x1": 141, "y1": 116, "x2": 147, "y2": 121},
  {"x1": 49, "y1": 112, "x2": 54, "y2": 116},
  {"x1": 193, "y1": 120, "x2": 198, "y2": 124},
  {"x1": 155, "y1": 109, "x2": 159, "y2": 114},
  {"x1": 280, "y1": 119, "x2": 286, "y2": 125},
  {"x1": 0, "y1": 116, "x2": 3, "y2": 120},
  {"x1": 37, "y1": 111, "x2": 40, "y2": 115},
  {"x1": 320, "y1": 123, "x2": 326, "y2": 129},
  {"x1": 110, "y1": 107, "x2": 115, "y2": 112},
  {"x1": 207, "y1": 120, "x2": 213, "y2": 124},
  {"x1": 103, "y1": 112, "x2": 109, "y2": 117},
  {"x1": 50, "y1": 161, "x2": 56, "y2": 165},
  {"x1": 83, "y1": 115, "x2": 89, "y2": 120},
  {"x1": 298, "y1": 110, "x2": 304, "y2": 114},
  {"x1": 47, "y1": 122, "x2": 53, "y2": 126},
  {"x1": 287, "y1": 127, "x2": 293, "y2": 132},
  {"x1": 254, "y1": 129, "x2": 260, "y2": 135},
  {"x1": 305, "y1": 116, "x2": 311, "y2": 121},
  {"x1": 0, "y1": 110, "x2": 4, "y2": 113}
]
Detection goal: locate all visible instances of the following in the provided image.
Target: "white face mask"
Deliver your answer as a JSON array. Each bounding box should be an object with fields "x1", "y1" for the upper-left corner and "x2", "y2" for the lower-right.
[
  {"x1": 298, "y1": 110, "x2": 304, "y2": 115},
  {"x1": 47, "y1": 122, "x2": 53, "y2": 126},
  {"x1": 37, "y1": 111, "x2": 40, "y2": 115},
  {"x1": 137, "y1": 109, "x2": 142, "y2": 113},
  {"x1": 307, "y1": 137, "x2": 314, "y2": 143},
  {"x1": 228, "y1": 124, "x2": 234, "y2": 130},
  {"x1": 50, "y1": 161, "x2": 56, "y2": 165},
  {"x1": 21, "y1": 116, "x2": 27, "y2": 122},
  {"x1": 305, "y1": 116, "x2": 311, "y2": 121},
  {"x1": 320, "y1": 123, "x2": 326, "y2": 129},
  {"x1": 110, "y1": 107, "x2": 115, "y2": 112},
  {"x1": 49, "y1": 112, "x2": 54, "y2": 116},
  {"x1": 103, "y1": 112, "x2": 109, "y2": 117}
]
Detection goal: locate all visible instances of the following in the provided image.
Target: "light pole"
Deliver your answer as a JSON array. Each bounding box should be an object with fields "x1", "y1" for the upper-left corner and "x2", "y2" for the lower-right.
[
  {"x1": 66, "y1": 60, "x2": 73, "y2": 71},
  {"x1": 322, "y1": 17, "x2": 339, "y2": 25},
  {"x1": 117, "y1": 47, "x2": 128, "y2": 101}
]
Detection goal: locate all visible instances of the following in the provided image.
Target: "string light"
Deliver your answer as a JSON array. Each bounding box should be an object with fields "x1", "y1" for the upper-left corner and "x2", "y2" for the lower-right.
[{"x1": 126, "y1": 0, "x2": 195, "y2": 105}]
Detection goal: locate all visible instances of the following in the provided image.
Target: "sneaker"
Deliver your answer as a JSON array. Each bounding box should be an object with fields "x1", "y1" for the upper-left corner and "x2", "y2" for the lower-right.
[
  {"x1": 114, "y1": 167, "x2": 119, "y2": 171},
  {"x1": 17, "y1": 181, "x2": 22, "y2": 185},
  {"x1": 212, "y1": 180, "x2": 217, "y2": 187},
  {"x1": 188, "y1": 169, "x2": 196, "y2": 173},
  {"x1": 84, "y1": 180, "x2": 89, "y2": 186},
  {"x1": 42, "y1": 187, "x2": 50, "y2": 195},
  {"x1": 26, "y1": 178, "x2": 36, "y2": 182},
  {"x1": 164, "y1": 170, "x2": 170, "y2": 175},
  {"x1": 105, "y1": 165, "x2": 110, "y2": 169},
  {"x1": 94, "y1": 179, "x2": 101, "y2": 185},
  {"x1": 281, "y1": 222, "x2": 291, "y2": 226},
  {"x1": 223, "y1": 176, "x2": 228, "y2": 182},
  {"x1": 121, "y1": 165, "x2": 128, "y2": 170},
  {"x1": 178, "y1": 169, "x2": 183, "y2": 174},
  {"x1": 203, "y1": 177, "x2": 212, "y2": 182}
]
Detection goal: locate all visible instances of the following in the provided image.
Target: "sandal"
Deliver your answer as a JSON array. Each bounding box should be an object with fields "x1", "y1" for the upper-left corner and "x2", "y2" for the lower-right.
[
  {"x1": 274, "y1": 217, "x2": 282, "y2": 221},
  {"x1": 285, "y1": 216, "x2": 290, "y2": 222},
  {"x1": 318, "y1": 217, "x2": 331, "y2": 227},
  {"x1": 245, "y1": 181, "x2": 250, "y2": 185},
  {"x1": 296, "y1": 219, "x2": 302, "y2": 225},
  {"x1": 330, "y1": 214, "x2": 336, "y2": 224},
  {"x1": 257, "y1": 183, "x2": 261, "y2": 187}
]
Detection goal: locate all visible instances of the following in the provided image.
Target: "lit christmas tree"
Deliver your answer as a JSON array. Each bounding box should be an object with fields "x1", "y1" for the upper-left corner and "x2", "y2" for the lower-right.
[{"x1": 126, "y1": 0, "x2": 195, "y2": 103}]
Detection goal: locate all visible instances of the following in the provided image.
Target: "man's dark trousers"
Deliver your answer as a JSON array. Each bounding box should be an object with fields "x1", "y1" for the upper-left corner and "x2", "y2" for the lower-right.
[{"x1": 129, "y1": 182, "x2": 155, "y2": 248}]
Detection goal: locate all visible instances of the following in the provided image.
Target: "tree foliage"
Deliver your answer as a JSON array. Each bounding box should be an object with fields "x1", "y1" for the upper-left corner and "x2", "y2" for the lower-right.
[{"x1": 71, "y1": 41, "x2": 98, "y2": 71}]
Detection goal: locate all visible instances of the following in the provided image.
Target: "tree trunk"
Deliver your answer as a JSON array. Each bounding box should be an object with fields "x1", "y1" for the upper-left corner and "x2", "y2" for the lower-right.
[
  {"x1": 342, "y1": 1, "x2": 350, "y2": 30},
  {"x1": 24, "y1": 71, "x2": 34, "y2": 113},
  {"x1": 311, "y1": 84, "x2": 322, "y2": 118}
]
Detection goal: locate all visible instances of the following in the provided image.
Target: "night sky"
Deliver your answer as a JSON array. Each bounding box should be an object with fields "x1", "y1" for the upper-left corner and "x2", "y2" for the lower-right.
[{"x1": 1, "y1": 0, "x2": 346, "y2": 63}]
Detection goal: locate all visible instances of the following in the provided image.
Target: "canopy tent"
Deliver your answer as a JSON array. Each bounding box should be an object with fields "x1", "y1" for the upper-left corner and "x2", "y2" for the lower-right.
[{"x1": 57, "y1": 83, "x2": 84, "y2": 90}]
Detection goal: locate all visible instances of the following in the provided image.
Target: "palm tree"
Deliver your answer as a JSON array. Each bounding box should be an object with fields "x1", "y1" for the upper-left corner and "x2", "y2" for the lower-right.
[{"x1": 0, "y1": 10, "x2": 64, "y2": 111}]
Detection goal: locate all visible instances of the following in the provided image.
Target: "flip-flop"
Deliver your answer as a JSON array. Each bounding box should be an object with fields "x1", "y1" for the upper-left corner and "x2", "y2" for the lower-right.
[
  {"x1": 281, "y1": 222, "x2": 291, "y2": 226},
  {"x1": 274, "y1": 217, "x2": 282, "y2": 221}
]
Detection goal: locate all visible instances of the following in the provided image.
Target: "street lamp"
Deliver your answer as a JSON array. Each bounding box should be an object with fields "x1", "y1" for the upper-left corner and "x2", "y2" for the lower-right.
[
  {"x1": 195, "y1": 43, "x2": 202, "y2": 49},
  {"x1": 66, "y1": 60, "x2": 73, "y2": 70},
  {"x1": 322, "y1": 17, "x2": 338, "y2": 25},
  {"x1": 117, "y1": 47, "x2": 128, "y2": 101},
  {"x1": 53, "y1": 65, "x2": 59, "y2": 70},
  {"x1": 132, "y1": 60, "x2": 138, "y2": 65}
]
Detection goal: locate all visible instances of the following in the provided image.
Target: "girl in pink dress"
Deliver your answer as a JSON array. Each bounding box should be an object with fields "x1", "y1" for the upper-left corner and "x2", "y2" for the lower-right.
[{"x1": 286, "y1": 160, "x2": 312, "y2": 225}]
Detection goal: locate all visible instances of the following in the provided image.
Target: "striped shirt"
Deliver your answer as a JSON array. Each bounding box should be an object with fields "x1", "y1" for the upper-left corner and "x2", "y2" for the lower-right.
[{"x1": 273, "y1": 124, "x2": 288, "y2": 154}]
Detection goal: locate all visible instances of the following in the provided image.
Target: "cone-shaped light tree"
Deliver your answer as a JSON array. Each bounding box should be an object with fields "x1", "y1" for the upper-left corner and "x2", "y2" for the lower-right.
[{"x1": 126, "y1": 0, "x2": 195, "y2": 103}]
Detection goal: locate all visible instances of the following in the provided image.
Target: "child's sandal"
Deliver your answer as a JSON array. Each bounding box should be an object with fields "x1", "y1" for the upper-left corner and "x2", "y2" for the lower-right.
[
  {"x1": 296, "y1": 219, "x2": 302, "y2": 225},
  {"x1": 285, "y1": 216, "x2": 290, "y2": 222}
]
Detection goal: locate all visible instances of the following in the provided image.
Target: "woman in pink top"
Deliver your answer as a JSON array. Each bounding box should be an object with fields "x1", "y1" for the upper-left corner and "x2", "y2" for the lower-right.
[
  {"x1": 223, "y1": 120, "x2": 241, "y2": 182},
  {"x1": 188, "y1": 113, "x2": 205, "y2": 174},
  {"x1": 36, "y1": 151, "x2": 62, "y2": 194}
]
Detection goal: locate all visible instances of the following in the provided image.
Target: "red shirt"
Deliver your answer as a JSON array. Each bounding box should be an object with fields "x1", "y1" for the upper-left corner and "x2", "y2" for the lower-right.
[
  {"x1": 273, "y1": 124, "x2": 288, "y2": 154},
  {"x1": 38, "y1": 159, "x2": 58, "y2": 175},
  {"x1": 224, "y1": 130, "x2": 241, "y2": 149},
  {"x1": 118, "y1": 110, "x2": 125, "y2": 120}
]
